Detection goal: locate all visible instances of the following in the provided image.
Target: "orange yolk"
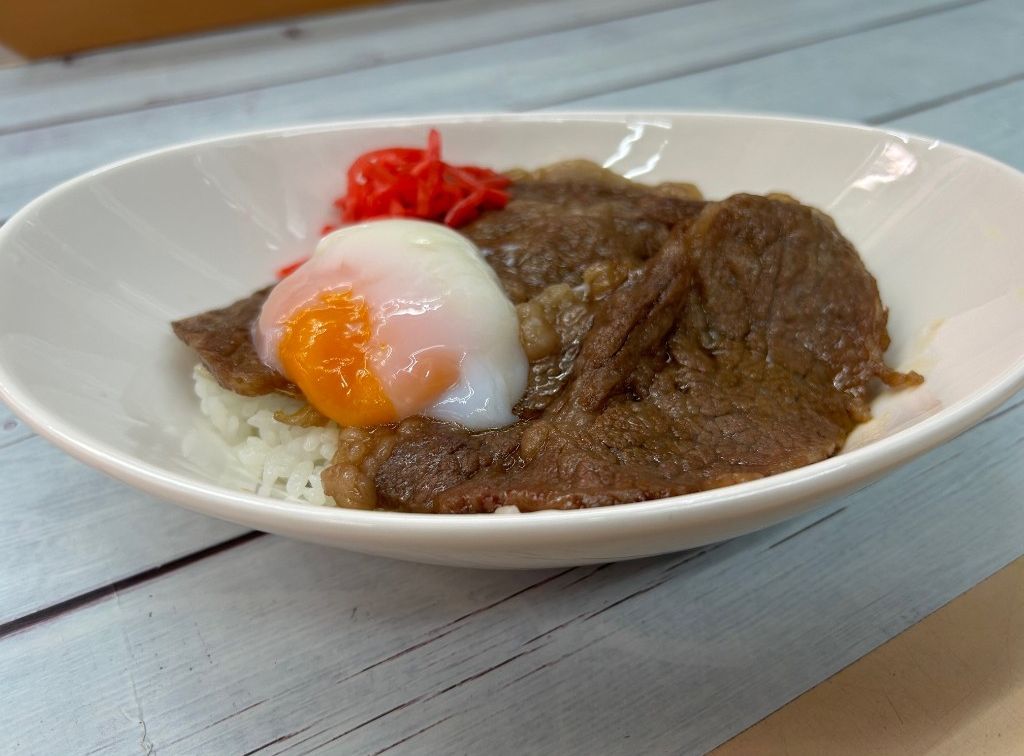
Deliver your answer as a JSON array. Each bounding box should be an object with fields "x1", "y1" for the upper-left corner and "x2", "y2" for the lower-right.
[{"x1": 277, "y1": 291, "x2": 460, "y2": 427}]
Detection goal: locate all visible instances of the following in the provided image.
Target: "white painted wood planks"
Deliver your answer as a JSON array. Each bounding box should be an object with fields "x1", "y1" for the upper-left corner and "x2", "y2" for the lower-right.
[
  {"x1": 1, "y1": 0, "x2": 1023, "y2": 750},
  {"x1": 0, "y1": 0, "x2": 695, "y2": 133},
  {"x1": 0, "y1": 0, "x2": 968, "y2": 219},
  {"x1": 1, "y1": 397, "x2": 1022, "y2": 753}
]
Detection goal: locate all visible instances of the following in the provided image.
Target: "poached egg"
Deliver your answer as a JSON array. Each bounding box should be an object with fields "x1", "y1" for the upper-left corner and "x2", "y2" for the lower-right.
[{"x1": 255, "y1": 219, "x2": 527, "y2": 431}]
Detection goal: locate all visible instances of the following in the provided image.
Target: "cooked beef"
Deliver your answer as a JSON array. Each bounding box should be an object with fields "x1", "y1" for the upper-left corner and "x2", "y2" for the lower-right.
[
  {"x1": 171, "y1": 161, "x2": 696, "y2": 399},
  {"x1": 507, "y1": 159, "x2": 704, "y2": 212},
  {"x1": 370, "y1": 194, "x2": 921, "y2": 513},
  {"x1": 463, "y1": 161, "x2": 704, "y2": 302},
  {"x1": 513, "y1": 279, "x2": 603, "y2": 417},
  {"x1": 172, "y1": 286, "x2": 298, "y2": 397},
  {"x1": 170, "y1": 162, "x2": 921, "y2": 513}
]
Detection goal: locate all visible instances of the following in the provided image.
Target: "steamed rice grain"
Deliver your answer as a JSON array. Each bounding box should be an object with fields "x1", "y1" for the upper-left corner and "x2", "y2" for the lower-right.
[
  {"x1": 191, "y1": 365, "x2": 340, "y2": 506},
  {"x1": 189, "y1": 365, "x2": 521, "y2": 513}
]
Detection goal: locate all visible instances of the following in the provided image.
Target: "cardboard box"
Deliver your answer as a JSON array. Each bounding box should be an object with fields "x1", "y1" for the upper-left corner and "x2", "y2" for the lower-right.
[{"x1": 0, "y1": 0, "x2": 384, "y2": 59}]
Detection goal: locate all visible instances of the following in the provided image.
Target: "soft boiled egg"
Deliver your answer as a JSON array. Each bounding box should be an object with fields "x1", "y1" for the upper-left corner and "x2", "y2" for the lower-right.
[{"x1": 255, "y1": 219, "x2": 528, "y2": 431}]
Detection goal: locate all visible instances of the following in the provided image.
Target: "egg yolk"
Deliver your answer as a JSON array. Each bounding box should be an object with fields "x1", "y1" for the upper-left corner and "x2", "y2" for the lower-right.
[{"x1": 277, "y1": 291, "x2": 460, "y2": 427}]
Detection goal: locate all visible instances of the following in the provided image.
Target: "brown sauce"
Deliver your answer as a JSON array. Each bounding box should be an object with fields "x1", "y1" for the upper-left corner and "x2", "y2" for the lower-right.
[{"x1": 172, "y1": 162, "x2": 921, "y2": 512}]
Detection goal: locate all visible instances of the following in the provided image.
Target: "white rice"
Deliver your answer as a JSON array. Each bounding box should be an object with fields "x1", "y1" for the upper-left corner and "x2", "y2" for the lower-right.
[
  {"x1": 187, "y1": 364, "x2": 522, "y2": 512},
  {"x1": 188, "y1": 365, "x2": 340, "y2": 506}
]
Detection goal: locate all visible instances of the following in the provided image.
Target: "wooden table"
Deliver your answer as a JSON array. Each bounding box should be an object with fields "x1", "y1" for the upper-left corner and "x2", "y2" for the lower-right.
[{"x1": 1, "y1": 1, "x2": 1022, "y2": 752}]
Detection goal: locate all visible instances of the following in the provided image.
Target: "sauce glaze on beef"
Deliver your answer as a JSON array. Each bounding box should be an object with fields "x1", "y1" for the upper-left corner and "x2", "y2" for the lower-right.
[{"x1": 171, "y1": 162, "x2": 921, "y2": 512}]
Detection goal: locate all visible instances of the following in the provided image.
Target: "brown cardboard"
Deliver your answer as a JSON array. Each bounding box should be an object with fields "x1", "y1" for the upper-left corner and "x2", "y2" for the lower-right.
[
  {"x1": 715, "y1": 557, "x2": 1024, "y2": 755},
  {"x1": 0, "y1": 0, "x2": 385, "y2": 59}
]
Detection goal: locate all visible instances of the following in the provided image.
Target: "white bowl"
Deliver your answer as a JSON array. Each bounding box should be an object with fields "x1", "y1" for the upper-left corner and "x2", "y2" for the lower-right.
[{"x1": 1, "y1": 113, "x2": 1023, "y2": 568}]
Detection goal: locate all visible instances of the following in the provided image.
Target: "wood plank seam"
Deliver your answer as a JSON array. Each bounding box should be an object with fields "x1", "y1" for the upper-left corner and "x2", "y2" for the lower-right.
[
  {"x1": 369, "y1": 713, "x2": 456, "y2": 756},
  {"x1": 712, "y1": 556, "x2": 1024, "y2": 754},
  {"x1": 0, "y1": 432, "x2": 32, "y2": 452},
  {"x1": 0, "y1": 0, "x2": 987, "y2": 139},
  {"x1": 140, "y1": 563, "x2": 597, "y2": 753},
  {"x1": 44, "y1": 401, "x2": 1019, "y2": 749},
  {"x1": 3, "y1": 2, "x2": 1021, "y2": 234},
  {"x1": 173, "y1": 699, "x2": 268, "y2": 745},
  {"x1": 517, "y1": 548, "x2": 722, "y2": 645},
  {"x1": 0, "y1": 0, "x2": 1016, "y2": 220},
  {"x1": 0, "y1": 0, "x2": 1021, "y2": 685},
  {"x1": 249, "y1": 557, "x2": 730, "y2": 752},
  {"x1": 9, "y1": 351, "x2": 1016, "y2": 635},
  {"x1": 535, "y1": 0, "x2": 990, "y2": 110},
  {"x1": 0, "y1": 0, "x2": 719, "y2": 137},
  {"x1": 310, "y1": 647, "x2": 544, "y2": 750},
  {"x1": 0, "y1": 530, "x2": 263, "y2": 639},
  {"x1": 337, "y1": 567, "x2": 577, "y2": 682},
  {"x1": 507, "y1": 633, "x2": 616, "y2": 687},
  {"x1": 865, "y1": 69, "x2": 1024, "y2": 124},
  {"x1": 2, "y1": 391, "x2": 1018, "y2": 653},
  {"x1": 2, "y1": 390, "x2": 1020, "y2": 752},
  {"x1": 240, "y1": 726, "x2": 316, "y2": 756},
  {"x1": 0, "y1": 4, "x2": 1015, "y2": 749},
  {"x1": 975, "y1": 393, "x2": 1024, "y2": 427},
  {"x1": 768, "y1": 507, "x2": 848, "y2": 550},
  {"x1": 280, "y1": 549, "x2": 749, "y2": 750}
]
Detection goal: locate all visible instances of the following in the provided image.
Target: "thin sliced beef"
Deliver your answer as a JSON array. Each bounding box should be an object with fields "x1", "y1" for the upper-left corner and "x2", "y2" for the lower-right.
[
  {"x1": 507, "y1": 159, "x2": 704, "y2": 214},
  {"x1": 370, "y1": 240, "x2": 697, "y2": 512},
  {"x1": 513, "y1": 283, "x2": 596, "y2": 417},
  {"x1": 171, "y1": 286, "x2": 297, "y2": 397},
  {"x1": 172, "y1": 161, "x2": 698, "y2": 397},
  {"x1": 463, "y1": 161, "x2": 704, "y2": 302},
  {"x1": 169, "y1": 169, "x2": 920, "y2": 514},
  {"x1": 368, "y1": 194, "x2": 921, "y2": 513}
]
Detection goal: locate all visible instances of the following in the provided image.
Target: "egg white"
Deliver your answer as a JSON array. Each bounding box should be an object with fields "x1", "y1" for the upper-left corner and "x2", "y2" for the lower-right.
[{"x1": 255, "y1": 219, "x2": 528, "y2": 431}]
